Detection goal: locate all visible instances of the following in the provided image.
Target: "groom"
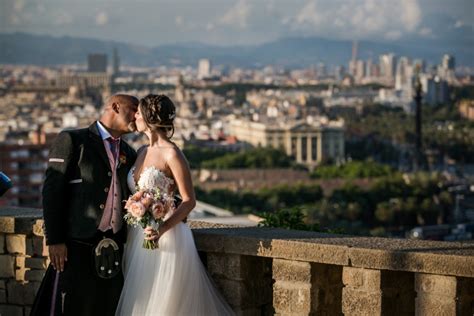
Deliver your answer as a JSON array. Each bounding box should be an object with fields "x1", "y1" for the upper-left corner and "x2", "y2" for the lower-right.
[{"x1": 31, "y1": 94, "x2": 139, "y2": 316}]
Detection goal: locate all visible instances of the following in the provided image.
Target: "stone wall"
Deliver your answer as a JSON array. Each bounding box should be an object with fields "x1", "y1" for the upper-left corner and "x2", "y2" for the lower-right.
[
  {"x1": 0, "y1": 209, "x2": 46, "y2": 316},
  {"x1": 1, "y1": 208, "x2": 474, "y2": 316}
]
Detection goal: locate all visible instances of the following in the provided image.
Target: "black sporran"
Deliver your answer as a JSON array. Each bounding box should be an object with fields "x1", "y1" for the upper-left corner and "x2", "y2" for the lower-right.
[{"x1": 94, "y1": 238, "x2": 121, "y2": 279}]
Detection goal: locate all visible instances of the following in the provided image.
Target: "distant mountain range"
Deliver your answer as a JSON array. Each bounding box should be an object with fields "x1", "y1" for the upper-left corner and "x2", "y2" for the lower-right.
[{"x1": 1, "y1": 32, "x2": 472, "y2": 68}]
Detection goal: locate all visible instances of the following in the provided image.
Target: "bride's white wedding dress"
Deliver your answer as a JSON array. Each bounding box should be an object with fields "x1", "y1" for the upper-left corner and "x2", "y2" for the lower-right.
[{"x1": 115, "y1": 166, "x2": 234, "y2": 316}]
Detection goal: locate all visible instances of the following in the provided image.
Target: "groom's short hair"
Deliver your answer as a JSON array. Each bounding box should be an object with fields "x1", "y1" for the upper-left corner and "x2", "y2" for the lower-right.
[{"x1": 101, "y1": 94, "x2": 138, "y2": 114}]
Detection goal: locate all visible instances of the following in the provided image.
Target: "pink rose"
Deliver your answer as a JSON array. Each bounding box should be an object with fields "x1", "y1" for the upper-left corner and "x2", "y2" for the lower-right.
[
  {"x1": 141, "y1": 196, "x2": 154, "y2": 208},
  {"x1": 151, "y1": 202, "x2": 165, "y2": 220},
  {"x1": 131, "y1": 191, "x2": 144, "y2": 202},
  {"x1": 129, "y1": 202, "x2": 146, "y2": 218}
]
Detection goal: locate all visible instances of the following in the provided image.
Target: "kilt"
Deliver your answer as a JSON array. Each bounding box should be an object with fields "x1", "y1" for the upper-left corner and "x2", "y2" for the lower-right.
[{"x1": 30, "y1": 230, "x2": 124, "y2": 316}]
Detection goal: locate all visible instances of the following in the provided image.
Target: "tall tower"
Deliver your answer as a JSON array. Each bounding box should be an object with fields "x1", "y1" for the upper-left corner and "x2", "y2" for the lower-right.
[
  {"x1": 379, "y1": 53, "x2": 397, "y2": 83},
  {"x1": 198, "y1": 59, "x2": 211, "y2": 79},
  {"x1": 112, "y1": 47, "x2": 120, "y2": 76},
  {"x1": 349, "y1": 41, "x2": 358, "y2": 77}
]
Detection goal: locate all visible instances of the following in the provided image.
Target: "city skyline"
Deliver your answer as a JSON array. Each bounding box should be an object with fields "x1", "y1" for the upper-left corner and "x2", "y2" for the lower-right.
[{"x1": 1, "y1": 0, "x2": 473, "y2": 47}]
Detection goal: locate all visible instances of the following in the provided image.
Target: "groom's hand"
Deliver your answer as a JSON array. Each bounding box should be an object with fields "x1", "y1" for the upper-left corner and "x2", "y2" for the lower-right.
[{"x1": 49, "y1": 243, "x2": 68, "y2": 272}]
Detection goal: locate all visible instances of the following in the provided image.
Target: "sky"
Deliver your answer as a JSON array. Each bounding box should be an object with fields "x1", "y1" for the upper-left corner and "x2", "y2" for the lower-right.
[{"x1": 1, "y1": 0, "x2": 473, "y2": 47}]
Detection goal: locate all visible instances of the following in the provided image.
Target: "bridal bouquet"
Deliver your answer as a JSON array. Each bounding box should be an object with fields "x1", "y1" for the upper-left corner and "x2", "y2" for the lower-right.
[{"x1": 124, "y1": 167, "x2": 175, "y2": 249}]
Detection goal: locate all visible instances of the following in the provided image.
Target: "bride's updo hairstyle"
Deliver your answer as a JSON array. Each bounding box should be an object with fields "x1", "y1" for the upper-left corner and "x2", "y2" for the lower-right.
[{"x1": 139, "y1": 94, "x2": 176, "y2": 138}]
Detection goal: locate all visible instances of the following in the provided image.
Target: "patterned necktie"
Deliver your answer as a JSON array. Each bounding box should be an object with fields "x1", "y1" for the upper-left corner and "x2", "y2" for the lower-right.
[{"x1": 107, "y1": 137, "x2": 120, "y2": 162}]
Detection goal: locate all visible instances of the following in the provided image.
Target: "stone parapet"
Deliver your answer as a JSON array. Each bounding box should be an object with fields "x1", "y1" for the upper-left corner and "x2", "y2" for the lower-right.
[{"x1": 1, "y1": 208, "x2": 473, "y2": 315}]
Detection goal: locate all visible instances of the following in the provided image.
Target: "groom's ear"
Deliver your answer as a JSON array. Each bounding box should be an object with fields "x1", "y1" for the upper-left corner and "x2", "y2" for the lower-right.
[{"x1": 112, "y1": 102, "x2": 120, "y2": 113}]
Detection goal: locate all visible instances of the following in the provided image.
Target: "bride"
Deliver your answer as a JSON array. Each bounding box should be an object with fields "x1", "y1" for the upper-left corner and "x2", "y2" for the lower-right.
[{"x1": 115, "y1": 94, "x2": 234, "y2": 315}]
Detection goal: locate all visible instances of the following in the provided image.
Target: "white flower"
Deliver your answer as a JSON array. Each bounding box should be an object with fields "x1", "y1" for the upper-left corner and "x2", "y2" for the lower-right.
[{"x1": 138, "y1": 166, "x2": 174, "y2": 193}]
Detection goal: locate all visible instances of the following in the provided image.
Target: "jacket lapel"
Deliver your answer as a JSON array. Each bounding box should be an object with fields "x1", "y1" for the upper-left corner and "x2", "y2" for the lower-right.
[{"x1": 88, "y1": 123, "x2": 111, "y2": 171}]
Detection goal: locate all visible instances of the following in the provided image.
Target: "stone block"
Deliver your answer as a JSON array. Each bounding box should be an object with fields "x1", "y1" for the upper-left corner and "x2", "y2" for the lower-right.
[
  {"x1": 273, "y1": 281, "x2": 311, "y2": 315},
  {"x1": 15, "y1": 256, "x2": 25, "y2": 269},
  {"x1": 207, "y1": 253, "x2": 242, "y2": 279},
  {"x1": 0, "y1": 290, "x2": 5, "y2": 304},
  {"x1": 15, "y1": 267, "x2": 26, "y2": 281},
  {"x1": 342, "y1": 267, "x2": 381, "y2": 291},
  {"x1": 0, "y1": 255, "x2": 15, "y2": 278},
  {"x1": 26, "y1": 257, "x2": 49, "y2": 270},
  {"x1": 6, "y1": 281, "x2": 40, "y2": 305},
  {"x1": 0, "y1": 235, "x2": 4, "y2": 254},
  {"x1": 273, "y1": 259, "x2": 311, "y2": 283},
  {"x1": 0, "y1": 217, "x2": 15, "y2": 234},
  {"x1": 342, "y1": 287, "x2": 382, "y2": 316},
  {"x1": 415, "y1": 296, "x2": 456, "y2": 316},
  {"x1": 0, "y1": 281, "x2": 4, "y2": 290},
  {"x1": 33, "y1": 219, "x2": 45, "y2": 237},
  {"x1": 415, "y1": 273, "x2": 457, "y2": 297},
  {"x1": 25, "y1": 269, "x2": 45, "y2": 281},
  {"x1": 0, "y1": 304, "x2": 23, "y2": 316},
  {"x1": 6, "y1": 234, "x2": 26, "y2": 254}
]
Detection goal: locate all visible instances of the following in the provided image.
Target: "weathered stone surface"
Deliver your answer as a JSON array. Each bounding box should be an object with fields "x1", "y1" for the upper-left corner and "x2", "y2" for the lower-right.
[
  {"x1": 6, "y1": 281, "x2": 40, "y2": 305},
  {"x1": 14, "y1": 256, "x2": 26, "y2": 281},
  {"x1": 273, "y1": 259, "x2": 311, "y2": 283},
  {"x1": 0, "y1": 217, "x2": 15, "y2": 234},
  {"x1": 0, "y1": 280, "x2": 5, "y2": 290},
  {"x1": 191, "y1": 222, "x2": 474, "y2": 277},
  {"x1": 33, "y1": 219, "x2": 44, "y2": 237},
  {"x1": 207, "y1": 253, "x2": 242, "y2": 280},
  {"x1": 273, "y1": 281, "x2": 311, "y2": 314},
  {"x1": 415, "y1": 273, "x2": 457, "y2": 297},
  {"x1": 25, "y1": 269, "x2": 45, "y2": 282},
  {"x1": 0, "y1": 255, "x2": 15, "y2": 278},
  {"x1": 25, "y1": 257, "x2": 49, "y2": 270},
  {"x1": 0, "y1": 234, "x2": 4, "y2": 254},
  {"x1": 6, "y1": 235, "x2": 26, "y2": 254},
  {"x1": 15, "y1": 268, "x2": 26, "y2": 282},
  {"x1": 342, "y1": 267, "x2": 381, "y2": 290},
  {"x1": 342, "y1": 288, "x2": 382, "y2": 316},
  {"x1": 15, "y1": 256, "x2": 25, "y2": 269},
  {"x1": 414, "y1": 273, "x2": 472, "y2": 316},
  {"x1": 342, "y1": 267, "x2": 383, "y2": 316},
  {"x1": 0, "y1": 304, "x2": 23, "y2": 316}
]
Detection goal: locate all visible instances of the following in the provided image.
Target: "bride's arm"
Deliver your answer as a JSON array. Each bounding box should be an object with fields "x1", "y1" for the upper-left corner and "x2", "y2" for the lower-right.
[{"x1": 158, "y1": 148, "x2": 196, "y2": 236}]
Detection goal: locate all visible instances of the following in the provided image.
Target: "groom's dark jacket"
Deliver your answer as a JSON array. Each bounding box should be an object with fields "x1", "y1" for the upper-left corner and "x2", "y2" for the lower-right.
[{"x1": 42, "y1": 123, "x2": 137, "y2": 245}]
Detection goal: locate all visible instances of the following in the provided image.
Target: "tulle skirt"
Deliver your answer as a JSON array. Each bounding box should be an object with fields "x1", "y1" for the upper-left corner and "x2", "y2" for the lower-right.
[{"x1": 115, "y1": 221, "x2": 234, "y2": 316}]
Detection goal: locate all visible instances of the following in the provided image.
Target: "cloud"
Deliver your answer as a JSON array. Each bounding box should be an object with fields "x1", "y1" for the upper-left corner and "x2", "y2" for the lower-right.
[
  {"x1": 290, "y1": 0, "x2": 422, "y2": 40},
  {"x1": 217, "y1": 0, "x2": 251, "y2": 29},
  {"x1": 400, "y1": 0, "x2": 421, "y2": 31},
  {"x1": 95, "y1": 12, "x2": 108, "y2": 26},
  {"x1": 418, "y1": 27, "x2": 433, "y2": 38}
]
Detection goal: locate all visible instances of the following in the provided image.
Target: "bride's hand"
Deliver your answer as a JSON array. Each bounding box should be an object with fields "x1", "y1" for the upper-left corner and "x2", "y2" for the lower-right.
[{"x1": 144, "y1": 226, "x2": 160, "y2": 241}]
